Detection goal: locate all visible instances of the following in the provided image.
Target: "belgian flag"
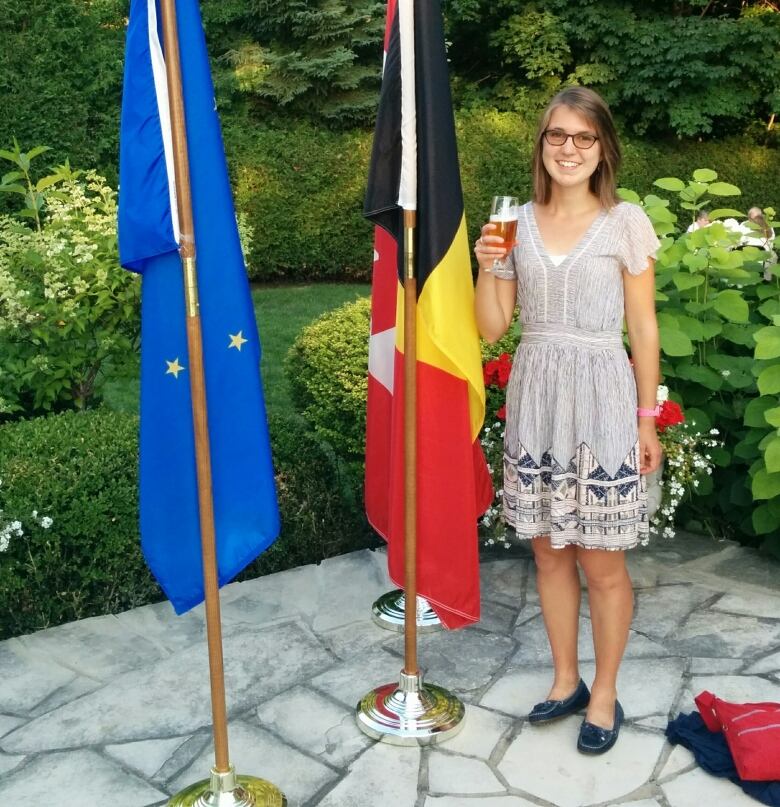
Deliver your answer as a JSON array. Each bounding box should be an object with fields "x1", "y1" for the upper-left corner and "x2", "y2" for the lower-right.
[{"x1": 364, "y1": 0, "x2": 493, "y2": 629}]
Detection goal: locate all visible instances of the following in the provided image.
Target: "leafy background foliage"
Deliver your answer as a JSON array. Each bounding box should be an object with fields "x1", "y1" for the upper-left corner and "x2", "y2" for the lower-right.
[{"x1": 0, "y1": 408, "x2": 375, "y2": 639}]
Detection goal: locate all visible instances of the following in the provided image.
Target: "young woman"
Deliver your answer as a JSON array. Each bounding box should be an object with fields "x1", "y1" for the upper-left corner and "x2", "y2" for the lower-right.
[{"x1": 474, "y1": 87, "x2": 662, "y2": 755}]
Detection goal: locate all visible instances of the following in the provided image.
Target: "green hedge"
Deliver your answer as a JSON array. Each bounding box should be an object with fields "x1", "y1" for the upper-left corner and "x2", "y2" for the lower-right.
[
  {"x1": 229, "y1": 110, "x2": 780, "y2": 281},
  {"x1": 0, "y1": 408, "x2": 375, "y2": 640},
  {"x1": 0, "y1": 408, "x2": 154, "y2": 639},
  {"x1": 285, "y1": 297, "x2": 371, "y2": 460}
]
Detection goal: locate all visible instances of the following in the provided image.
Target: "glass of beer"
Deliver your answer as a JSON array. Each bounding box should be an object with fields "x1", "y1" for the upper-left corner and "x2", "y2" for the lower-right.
[{"x1": 490, "y1": 195, "x2": 519, "y2": 270}]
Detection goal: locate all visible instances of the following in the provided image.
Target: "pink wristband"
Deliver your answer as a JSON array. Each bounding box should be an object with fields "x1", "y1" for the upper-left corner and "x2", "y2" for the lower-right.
[{"x1": 637, "y1": 406, "x2": 661, "y2": 417}]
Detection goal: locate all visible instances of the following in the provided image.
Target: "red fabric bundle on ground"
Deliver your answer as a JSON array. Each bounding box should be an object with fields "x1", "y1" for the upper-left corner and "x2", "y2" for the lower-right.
[{"x1": 696, "y1": 691, "x2": 780, "y2": 781}]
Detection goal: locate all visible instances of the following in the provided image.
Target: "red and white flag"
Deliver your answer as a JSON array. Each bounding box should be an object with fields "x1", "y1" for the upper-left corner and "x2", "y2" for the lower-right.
[{"x1": 364, "y1": 0, "x2": 493, "y2": 629}]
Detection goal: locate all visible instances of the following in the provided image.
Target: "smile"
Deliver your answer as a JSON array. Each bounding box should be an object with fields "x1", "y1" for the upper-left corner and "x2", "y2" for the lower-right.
[{"x1": 557, "y1": 161, "x2": 580, "y2": 169}]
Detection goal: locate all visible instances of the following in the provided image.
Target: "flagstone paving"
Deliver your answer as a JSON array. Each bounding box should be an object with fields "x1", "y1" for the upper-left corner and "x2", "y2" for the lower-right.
[{"x1": 1, "y1": 531, "x2": 780, "y2": 806}]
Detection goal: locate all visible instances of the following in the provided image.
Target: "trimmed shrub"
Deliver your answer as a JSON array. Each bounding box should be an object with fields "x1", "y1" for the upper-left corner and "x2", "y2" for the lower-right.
[
  {"x1": 0, "y1": 408, "x2": 155, "y2": 639},
  {"x1": 240, "y1": 413, "x2": 377, "y2": 580},
  {"x1": 285, "y1": 297, "x2": 371, "y2": 461},
  {"x1": 229, "y1": 111, "x2": 780, "y2": 281},
  {"x1": 0, "y1": 408, "x2": 375, "y2": 639}
]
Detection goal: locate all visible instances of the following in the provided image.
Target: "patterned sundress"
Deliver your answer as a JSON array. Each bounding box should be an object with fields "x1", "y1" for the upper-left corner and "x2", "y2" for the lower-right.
[{"x1": 491, "y1": 201, "x2": 661, "y2": 550}]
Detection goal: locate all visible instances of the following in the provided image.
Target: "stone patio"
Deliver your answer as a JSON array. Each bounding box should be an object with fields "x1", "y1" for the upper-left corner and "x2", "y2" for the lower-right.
[{"x1": 1, "y1": 531, "x2": 779, "y2": 806}]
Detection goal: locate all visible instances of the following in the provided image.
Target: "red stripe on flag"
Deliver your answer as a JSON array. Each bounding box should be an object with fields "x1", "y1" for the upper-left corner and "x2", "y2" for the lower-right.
[
  {"x1": 370, "y1": 226, "x2": 398, "y2": 335},
  {"x1": 365, "y1": 373, "x2": 394, "y2": 539},
  {"x1": 383, "y1": 352, "x2": 492, "y2": 629},
  {"x1": 384, "y1": 0, "x2": 398, "y2": 53}
]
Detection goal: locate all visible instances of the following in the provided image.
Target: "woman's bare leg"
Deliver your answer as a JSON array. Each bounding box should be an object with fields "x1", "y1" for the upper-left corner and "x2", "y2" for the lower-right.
[
  {"x1": 532, "y1": 536, "x2": 582, "y2": 699},
  {"x1": 577, "y1": 547, "x2": 633, "y2": 727}
]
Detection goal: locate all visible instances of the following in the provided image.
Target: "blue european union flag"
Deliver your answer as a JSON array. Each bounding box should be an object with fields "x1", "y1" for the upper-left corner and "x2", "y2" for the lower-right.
[{"x1": 118, "y1": 0, "x2": 280, "y2": 613}]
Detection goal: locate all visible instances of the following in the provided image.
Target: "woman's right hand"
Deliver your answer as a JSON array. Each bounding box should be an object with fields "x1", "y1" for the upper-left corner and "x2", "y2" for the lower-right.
[{"x1": 474, "y1": 223, "x2": 509, "y2": 273}]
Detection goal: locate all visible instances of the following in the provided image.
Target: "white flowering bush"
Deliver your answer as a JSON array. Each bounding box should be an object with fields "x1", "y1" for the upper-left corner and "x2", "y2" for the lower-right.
[
  {"x1": 0, "y1": 480, "x2": 52, "y2": 555},
  {"x1": 652, "y1": 425, "x2": 721, "y2": 539},
  {"x1": 480, "y1": 419, "x2": 511, "y2": 549},
  {"x1": 0, "y1": 143, "x2": 140, "y2": 415}
]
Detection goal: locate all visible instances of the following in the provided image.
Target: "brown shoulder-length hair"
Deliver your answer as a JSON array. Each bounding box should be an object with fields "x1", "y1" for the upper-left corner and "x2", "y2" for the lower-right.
[{"x1": 532, "y1": 87, "x2": 621, "y2": 209}]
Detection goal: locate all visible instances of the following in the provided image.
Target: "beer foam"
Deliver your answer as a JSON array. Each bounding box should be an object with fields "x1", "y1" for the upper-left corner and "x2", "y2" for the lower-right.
[{"x1": 490, "y1": 210, "x2": 519, "y2": 223}]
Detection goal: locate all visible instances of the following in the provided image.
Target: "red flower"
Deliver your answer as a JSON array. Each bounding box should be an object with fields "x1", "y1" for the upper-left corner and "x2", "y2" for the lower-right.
[
  {"x1": 483, "y1": 353, "x2": 513, "y2": 389},
  {"x1": 483, "y1": 359, "x2": 499, "y2": 387},
  {"x1": 496, "y1": 405, "x2": 506, "y2": 420},
  {"x1": 657, "y1": 400, "x2": 684, "y2": 433}
]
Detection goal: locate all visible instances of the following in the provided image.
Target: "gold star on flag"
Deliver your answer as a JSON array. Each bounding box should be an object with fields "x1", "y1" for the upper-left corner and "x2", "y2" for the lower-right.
[
  {"x1": 165, "y1": 358, "x2": 185, "y2": 378},
  {"x1": 228, "y1": 331, "x2": 248, "y2": 351}
]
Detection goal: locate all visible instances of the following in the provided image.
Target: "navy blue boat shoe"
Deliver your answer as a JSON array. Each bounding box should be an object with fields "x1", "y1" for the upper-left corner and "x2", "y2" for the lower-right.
[
  {"x1": 577, "y1": 700, "x2": 624, "y2": 754},
  {"x1": 528, "y1": 678, "x2": 591, "y2": 724}
]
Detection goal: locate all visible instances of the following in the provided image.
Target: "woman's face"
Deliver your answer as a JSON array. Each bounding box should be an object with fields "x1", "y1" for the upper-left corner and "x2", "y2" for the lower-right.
[{"x1": 541, "y1": 106, "x2": 602, "y2": 192}]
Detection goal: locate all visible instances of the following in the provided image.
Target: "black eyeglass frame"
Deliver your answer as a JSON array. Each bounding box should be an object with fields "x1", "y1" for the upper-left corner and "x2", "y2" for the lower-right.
[{"x1": 542, "y1": 129, "x2": 600, "y2": 150}]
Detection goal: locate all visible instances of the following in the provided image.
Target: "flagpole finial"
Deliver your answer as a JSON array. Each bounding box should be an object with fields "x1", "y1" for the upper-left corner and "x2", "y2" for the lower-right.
[{"x1": 168, "y1": 766, "x2": 287, "y2": 807}]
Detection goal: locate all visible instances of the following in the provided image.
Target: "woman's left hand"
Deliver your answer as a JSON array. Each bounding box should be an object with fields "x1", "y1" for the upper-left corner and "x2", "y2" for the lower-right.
[{"x1": 638, "y1": 420, "x2": 662, "y2": 474}]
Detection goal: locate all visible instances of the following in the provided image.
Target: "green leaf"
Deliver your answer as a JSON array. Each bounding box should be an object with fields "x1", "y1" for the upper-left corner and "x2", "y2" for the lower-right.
[
  {"x1": 765, "y1": 407, "x2": 780, "y2": 428},
  {"x1": 721, "y1": 323, "x2": 759, "y2": 346},
  {"x1": 682, "y1": 252, "x2": 708, "y2": 272},
  {"x1": 744, "y1": 396, "x2": 777, "y2": 427},
  {"x1": 645, "y1": 205, "x2": 676, "y2": 224},
  {"x1": 675, "y1": 315, "x2": 705, "y2": 340},
  {"x1": 752, "y1": 504, "x2": 779, "y2": 535},
  {"x1": 711, "y1": 446, "x2": 731, "y2": 466},
  {"x1": 684, "y1": 406, "x2": 712, "y2": 431},
  {"x1": 764, "y1": 435, "x2": 780, "y2": 474},
  {"x1": 757, "y1": 285, "x2": 780, "y2": 301},
  {"x1": 617, "y1": 188, "x2": 640, "y2": 204},
  {"x1": 713, "y1": 290, "x2": 749, "y2": 323},
  {"x1": 675, "y1": 364, "x2": 722, "y2": 390},
  {"x1": 653, "y1": 177, "x2": 685, "y2": 191},
  {"x1": 754, "y1": 326, "x2": 780, "y2": 360},
  {"x1": 0, "y1": 183, "x2": 27, "y2": 196},
  {"x1": 659, "y1": 326, "x2": 694, "y2": 356},
  {"x1": 695, "y1": 474, "x2": 714, "y2": 496},
  {"x1": 0, "y1": 148, "x2": 18, "y2": 163},
  {"x1": 25, "y1": 146, "x2": 51, "y2": 160},
  {"x1": 707, "y1": 182, "x2": 741, "y2": 197},
  {"x1": 758, "y1": 365, "x2": 780, "y2": 395},
  {"x1": 753, "y1": 468, "x2": 780, "y2": 500},
  {"x1": 758, "y1": 300, "x2": 780, "y2": 320},
  {"x1": 700, "y1": 321, "x2": 723, "y2": 339},
  {"x1": 36, "y1": 175, "x2": 62, "y2": 192},
  {"x1": 692, "y1": 168, "x2": 718, "y2": 182},
  {"x1": 735, "y1": 438, "x2": 761, "y2": 460},
  {"x1": 673, "y1": 274, "x2": 705, "y2": 291},
  {"x1": 709, "y1": 208, "x2": 745, "y2": 219}
]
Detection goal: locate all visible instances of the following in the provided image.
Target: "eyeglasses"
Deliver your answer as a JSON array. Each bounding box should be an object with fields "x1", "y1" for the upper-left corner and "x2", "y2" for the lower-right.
[{"x1": 543, "y1": 129, "x2": 599, "y2": 149}]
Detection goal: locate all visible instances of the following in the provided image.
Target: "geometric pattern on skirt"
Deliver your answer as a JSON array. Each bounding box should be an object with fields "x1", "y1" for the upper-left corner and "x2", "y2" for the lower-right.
[{"x1": 503, "y1": 441, "x2": 649, "y2": 551}]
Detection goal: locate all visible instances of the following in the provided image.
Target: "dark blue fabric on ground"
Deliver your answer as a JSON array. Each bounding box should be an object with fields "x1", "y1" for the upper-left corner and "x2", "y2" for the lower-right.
[{"x1": 666, "y1": 712, "x2": 780, "y2": 806}]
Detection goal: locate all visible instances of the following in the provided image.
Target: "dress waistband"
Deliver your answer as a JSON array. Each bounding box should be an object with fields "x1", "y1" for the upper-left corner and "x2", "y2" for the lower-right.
[{"x1": 520, "y1": 322, "x2": 624, "y2": 350}]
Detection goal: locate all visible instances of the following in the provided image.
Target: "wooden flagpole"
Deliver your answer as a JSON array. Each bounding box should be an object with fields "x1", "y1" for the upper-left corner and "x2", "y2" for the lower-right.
[
  {"x1": 403, "y1": 209, "x2": 418, "y2": 675},
  {"x1": 158, "y1": 0, "x2": 231, "y2": 774},
  {"x1": 159, "y1": 3, "x2": 287, "y2": 804}
]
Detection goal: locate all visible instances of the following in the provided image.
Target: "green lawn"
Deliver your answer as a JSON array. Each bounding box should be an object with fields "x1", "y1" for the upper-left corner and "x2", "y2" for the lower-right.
[{"x1": 102, "y1": 282, "x2": 370, "y2": 416}]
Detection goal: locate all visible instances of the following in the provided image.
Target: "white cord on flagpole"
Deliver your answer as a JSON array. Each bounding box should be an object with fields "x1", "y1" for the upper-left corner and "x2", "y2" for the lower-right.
[{"x1": 397, "y1": 0, "x2": 417, "y2": 212}]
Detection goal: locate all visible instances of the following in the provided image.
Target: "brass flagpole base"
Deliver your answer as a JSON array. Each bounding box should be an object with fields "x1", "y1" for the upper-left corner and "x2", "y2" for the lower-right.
[
  {"x1": 356, "y1": 669, "x2": 465, "y2": 745},
  {"x1": 168, "y1": 765, "x2": 287, "y2": 807},
  {"x1": 372, "y1": 589, "x2": 442, "y2": 633}
]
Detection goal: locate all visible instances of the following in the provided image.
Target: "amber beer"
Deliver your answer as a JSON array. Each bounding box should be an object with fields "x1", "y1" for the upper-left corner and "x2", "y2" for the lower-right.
[
  {"x1": 489, "y1": 196, "x2": 519, "y2": 266},
  {"x1": 489, "y1": 214, "x2": 519, "y2": 253}
]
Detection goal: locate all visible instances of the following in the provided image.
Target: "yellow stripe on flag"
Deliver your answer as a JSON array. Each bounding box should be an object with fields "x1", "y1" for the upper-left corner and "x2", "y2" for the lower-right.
[{"x1": 393, "y1": 215, "x2": 486, "y2": 441}]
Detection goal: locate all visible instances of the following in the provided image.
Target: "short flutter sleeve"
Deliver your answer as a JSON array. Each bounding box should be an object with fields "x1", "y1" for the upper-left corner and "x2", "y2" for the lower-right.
[
  {"x1": 619, "y1": 203, "x2": 661, "y2": 276},
  {"x1": 490, "y1": 245, "x2": 518, "y2": 280}
]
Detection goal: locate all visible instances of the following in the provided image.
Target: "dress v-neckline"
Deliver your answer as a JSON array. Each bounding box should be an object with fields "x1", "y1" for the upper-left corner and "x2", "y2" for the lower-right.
[{"x1": 526, "y1": 203, "x2": 608, "y2": 271}]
